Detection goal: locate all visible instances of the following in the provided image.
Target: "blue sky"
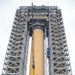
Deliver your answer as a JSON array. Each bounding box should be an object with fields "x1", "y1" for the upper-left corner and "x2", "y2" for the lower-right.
[{"x1": 0, "y1": 0, "x2": 75, "y2": 75}]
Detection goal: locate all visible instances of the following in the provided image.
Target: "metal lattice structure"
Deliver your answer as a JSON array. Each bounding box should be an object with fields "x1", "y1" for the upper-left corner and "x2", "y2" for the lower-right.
[
  {"x1": 2, "y1": 5, "x2": 72, "y2": 75},
  {"x1": 48, "y1": 7, "x2": 72, "y2": 75}
]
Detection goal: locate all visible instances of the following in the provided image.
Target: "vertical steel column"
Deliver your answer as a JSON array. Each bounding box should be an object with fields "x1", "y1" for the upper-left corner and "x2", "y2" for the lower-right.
[
  {"x1": 17, "y1": 8, "x2": 29, "y2": 75},
  {"x1": 48, "y1": 7, "x2": 53, "y2": 75}
]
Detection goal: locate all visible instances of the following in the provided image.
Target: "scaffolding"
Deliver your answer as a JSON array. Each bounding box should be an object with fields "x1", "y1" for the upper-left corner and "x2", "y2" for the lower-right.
[{"x1": 2, "y1": 5, "x2": 72, "y2": 75}]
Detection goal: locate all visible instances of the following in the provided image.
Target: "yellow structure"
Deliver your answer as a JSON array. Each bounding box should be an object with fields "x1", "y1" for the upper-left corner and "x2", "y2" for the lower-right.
[{"x1": 30, "y1": 29, "x2": 44, "y2": 75}]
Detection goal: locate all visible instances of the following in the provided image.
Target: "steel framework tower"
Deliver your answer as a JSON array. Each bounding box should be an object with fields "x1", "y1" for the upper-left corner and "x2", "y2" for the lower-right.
[{"x1": 2, "y1": 5, "x2": 72, "y2": 75}]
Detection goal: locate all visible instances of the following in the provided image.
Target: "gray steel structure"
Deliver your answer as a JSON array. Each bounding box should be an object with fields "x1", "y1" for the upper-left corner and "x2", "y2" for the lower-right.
[{"x1": 2, "y1": 5, "x2": 72, "y2": 75}]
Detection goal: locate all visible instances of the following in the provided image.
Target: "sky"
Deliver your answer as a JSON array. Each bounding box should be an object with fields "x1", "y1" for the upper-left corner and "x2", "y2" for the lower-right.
[{"x1": 0, "y1": 0, "x2": 75, "y2": 75}]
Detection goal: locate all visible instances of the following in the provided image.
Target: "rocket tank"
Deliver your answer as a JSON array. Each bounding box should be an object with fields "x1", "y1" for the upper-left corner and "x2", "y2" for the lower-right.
[{"x1": 30, "y1": 23, "x2": 44, "y2": 75}]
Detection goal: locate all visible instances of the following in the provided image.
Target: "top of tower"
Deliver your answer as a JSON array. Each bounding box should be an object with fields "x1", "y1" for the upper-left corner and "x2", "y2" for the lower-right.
[{"x1": 18, "y1": 5, "x2": 60, "y2": 11}]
